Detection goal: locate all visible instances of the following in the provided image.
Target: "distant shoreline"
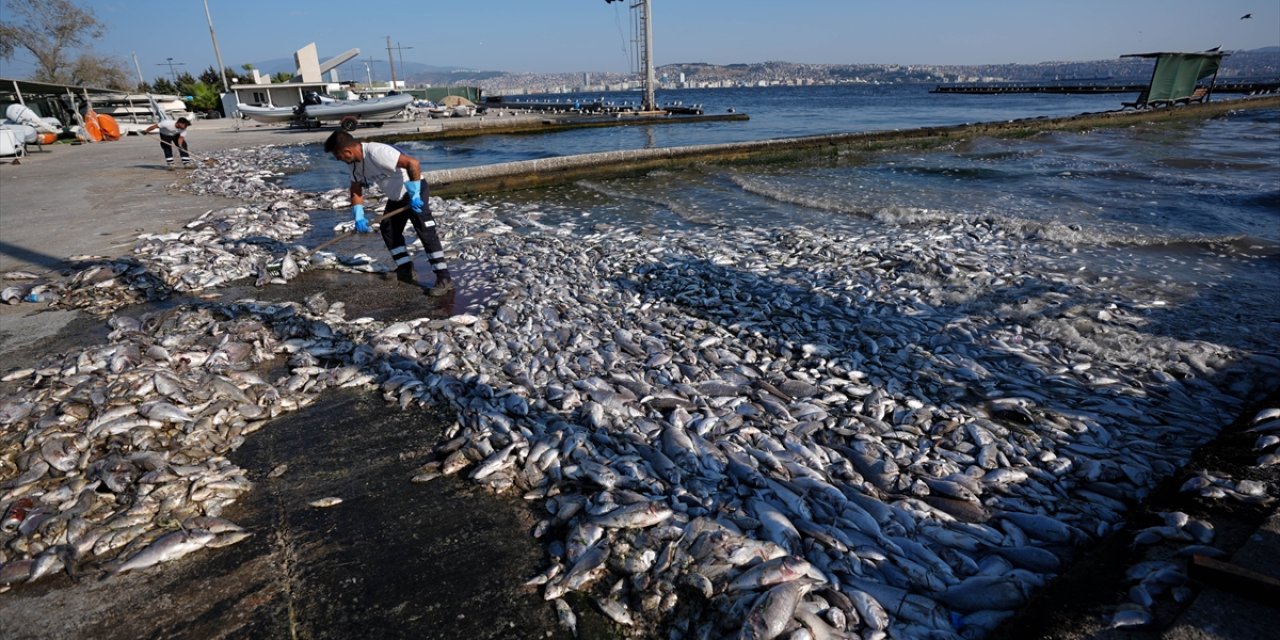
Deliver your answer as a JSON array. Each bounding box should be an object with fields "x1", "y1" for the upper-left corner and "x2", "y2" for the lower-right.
[{"x1": 397, "y1": 94, "x2": 1280, "y2": 197}]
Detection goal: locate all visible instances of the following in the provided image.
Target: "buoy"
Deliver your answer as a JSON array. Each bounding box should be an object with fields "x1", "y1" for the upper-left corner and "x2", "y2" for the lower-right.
[
  {"x1": 4, "y1": 104, "x2": 59, "y2": 133},
  {"x1": 82, "y1": 109, "x2": 103, "y2": 142},
  {"x1": 96, "y1": 113, "x2": 121, "y2": 141}
]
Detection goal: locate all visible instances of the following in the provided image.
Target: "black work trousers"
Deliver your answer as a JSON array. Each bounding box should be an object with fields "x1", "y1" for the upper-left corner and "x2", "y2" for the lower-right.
[
  {"x1": 160, "y1": 133, "x2": 190, "y2": 164},
  {"x1": 379, "y1": 180, "x2": 449, "y2": 275}
]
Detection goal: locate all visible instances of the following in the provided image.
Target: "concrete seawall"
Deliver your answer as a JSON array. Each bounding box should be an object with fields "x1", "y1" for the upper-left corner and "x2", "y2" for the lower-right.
[
  {"x1": 377, "y1": 111, "x2": 749, "y2": 141},
  {"x1": 420, "y1": 94, "x2": 1280, "y2": 197}
]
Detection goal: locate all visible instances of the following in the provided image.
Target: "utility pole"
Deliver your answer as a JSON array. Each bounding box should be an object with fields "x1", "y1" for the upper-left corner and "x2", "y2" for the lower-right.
[
  {"x1": 385, "y1": 36, "x2": 397, "y2": 88},
  {"x1": 394, "y1": 42, "x2": 415, "y2": 87},
  {"x1": 158, "y1": 58, "x2": 186, "y2": 84},
  {"x1": 202, "y1": 0, "x2": 230, "y2": 92}
]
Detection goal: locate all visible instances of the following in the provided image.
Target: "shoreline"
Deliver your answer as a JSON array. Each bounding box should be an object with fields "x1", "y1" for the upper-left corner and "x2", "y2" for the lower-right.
[{"x1": 2, "y1": 96, "x2": 1280, "y2": 640}]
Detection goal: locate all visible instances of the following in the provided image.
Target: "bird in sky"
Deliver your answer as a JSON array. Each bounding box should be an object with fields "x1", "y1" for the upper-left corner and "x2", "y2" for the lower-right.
[{"x1": 1240, "y1": 13, "x2": 1252, "y2": 19}]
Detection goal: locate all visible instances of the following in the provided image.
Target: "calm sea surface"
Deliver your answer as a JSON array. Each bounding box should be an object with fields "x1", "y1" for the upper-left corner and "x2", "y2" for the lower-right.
[{"x1": 284, "y1": 84, "x2": 1280, "y2": 351}]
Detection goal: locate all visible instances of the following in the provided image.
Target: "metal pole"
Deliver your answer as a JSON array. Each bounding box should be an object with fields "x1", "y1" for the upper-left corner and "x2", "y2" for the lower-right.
[
  {"x1": 159, "y1": 58, "x2": 185, "y2": 84},
  {"x1": 202, "y1": 0, "x2": 230, "y2": 92},
  {"x1": 13, "y1": 80, "x2": 25, "y2": 106},
  {"x1": 395, "y1": 42, "x2": 414, "y2": 88},
  {"x1": 385, "y1": 36, "x2": 397, "y2": 89},
  {"x1": 640, "y1": 0, "x2": 655, "y2": 111},
  {"x1": 131, "y1": 52, "x2": 146, "y2": 89}
]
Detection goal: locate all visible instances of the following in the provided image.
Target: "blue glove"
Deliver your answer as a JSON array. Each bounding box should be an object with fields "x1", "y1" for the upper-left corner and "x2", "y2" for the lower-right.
[
  {"x1": 351, "y1": 204, "x2": 370, "y2": 233},
  {"x1": 405, "y1": 180, "x2": 424, "y2": 213}
]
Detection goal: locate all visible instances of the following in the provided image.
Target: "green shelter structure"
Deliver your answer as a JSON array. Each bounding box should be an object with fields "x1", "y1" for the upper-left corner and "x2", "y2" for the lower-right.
[{"x1": 1120, "y1": 50, "x2": 1225, "y2": 109}]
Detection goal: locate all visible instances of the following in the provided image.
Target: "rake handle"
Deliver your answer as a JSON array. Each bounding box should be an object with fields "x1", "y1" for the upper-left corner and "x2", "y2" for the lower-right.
[
  {"x1": 307, "y1": 204, "x2": 411, "y2": 255},
  {"x1": 150, "y1": 134, "x2": 213, "y2": 164}
]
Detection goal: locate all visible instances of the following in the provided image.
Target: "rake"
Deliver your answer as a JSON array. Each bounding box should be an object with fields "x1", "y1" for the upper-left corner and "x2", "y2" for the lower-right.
[{"x1": 265, "y1": 204, "x2": 409, "y2": 275}]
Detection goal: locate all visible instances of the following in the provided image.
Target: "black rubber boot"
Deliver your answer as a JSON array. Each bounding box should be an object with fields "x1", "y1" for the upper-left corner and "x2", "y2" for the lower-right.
[
  {"x1": 395, "y1": 264, "x2": 417, "y2": 285},
  {"x1": 426, "y1": 271, "x2": 453, "y2": 297}
]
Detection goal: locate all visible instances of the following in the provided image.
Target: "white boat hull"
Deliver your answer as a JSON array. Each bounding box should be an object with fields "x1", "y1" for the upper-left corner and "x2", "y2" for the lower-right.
[
  {"x1": 236, "y1": 104, "x2": 299, "y2": 124},
  {"x1": 303, "y1": 93, "x2": 414, "y2": 121},
  {"x1": 236, "y1": 93, "x2": 413, "y2": 126}
]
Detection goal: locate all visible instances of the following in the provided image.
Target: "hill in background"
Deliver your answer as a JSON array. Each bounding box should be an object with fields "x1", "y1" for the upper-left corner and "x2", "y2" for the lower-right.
[{"x1": 251, "y1": 47, "x2": 1278, "y2": 93}]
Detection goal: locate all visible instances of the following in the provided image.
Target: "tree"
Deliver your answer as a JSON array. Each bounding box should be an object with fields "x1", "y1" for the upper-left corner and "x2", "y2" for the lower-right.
[
  {"x1": 199, "y1": 65, "x2": 222, "y2": 87},
  {"x1": 69, "y1": 53, "x2": 132, "y2": 89},
  {"x1": 184, "y1": 83, "x2": 221, "y2": 112},
  {"x1": 0, "y1": 0, "x2": 118, "y2": 84},
  {"x1": 272, "y1": 71, "x2": 293, "y2": 83},
  {"x1": 151, "y1": 77, "x2": 178, "y2": 95}
]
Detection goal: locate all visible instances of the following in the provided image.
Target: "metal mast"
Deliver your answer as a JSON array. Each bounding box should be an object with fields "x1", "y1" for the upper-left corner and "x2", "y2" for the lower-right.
[
  {"x1": 608, "y1": 0, "x2": 656, "y2": 112},
  {"x1": 639, "y1": 0, "x2": 655, "y2": 111},
  {"x1": 386, "y1": 36, "x2": 398, "y2": 88},
  {"x1": 202, "y1": 0, "x2": 230, "y2": 92}
]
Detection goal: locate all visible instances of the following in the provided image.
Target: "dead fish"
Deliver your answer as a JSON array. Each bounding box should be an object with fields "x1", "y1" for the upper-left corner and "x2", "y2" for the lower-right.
[
  {"x1": 205, "y1": 531, "x2": 254, "y2": 549},
  {"x1": 308, "y1": 496, "x2": 343, "y2": 508},
  {"x1": 937, "y1": 575, "x2": 1030, "y2": 612},
  {"x1": 544, "y1": 543, "x2": 610, "y2": 601},
  {"x1": 728, "y1": 556, "x2": 815, "y2": 592},
  {"x1": 0, "y1": 367, "x2": 34, "y2": 382},
  {"x1": 279, "y1": 254, "x2": 300, "y2": 280},
  {"x1": 739, "y1": 579, "x2": 809, "y2": 640},
  {"x1": 0, "y1": 400, "x2": 36, "y2": 426},
  {"x1": 139, "y1": 401, "x2": 194, "y2": 423},
  {"x1": 110, "y1": 529, "x2": 216, "y2": 575},
  {"x1": 553, "y1": 599, "x2": 577, "y2": 636},
  {"x1": 0, "y1": 559, "x2": 35, "y2": 585},
  {"x1": 595, "y1": 597, "x2": 634, "y2": 626},
  {"x1": 591, "y1": 502, "x2": 674, "y2": 529}
]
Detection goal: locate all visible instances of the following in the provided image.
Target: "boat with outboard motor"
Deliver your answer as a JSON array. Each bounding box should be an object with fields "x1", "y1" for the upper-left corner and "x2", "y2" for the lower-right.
[{"x1": 236, "y1": 92, "x2": 414, "y2": 129}]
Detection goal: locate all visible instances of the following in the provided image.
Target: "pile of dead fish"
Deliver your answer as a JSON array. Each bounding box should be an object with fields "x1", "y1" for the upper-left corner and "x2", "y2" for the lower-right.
[
  {"x1": 3, "y1": 144, "x2": 1278, "y2": 640},
  {"x1": 379, "y1": 218, "x2": 1277, "y2": 639},
  {"x1": 1106, "y1": 402, "x2": 1279, "y2": 630},
  {"x1": 0, "y1": 295, "x2": 378, "y2": 587},
  {"x1": 4, "y1": 146, "x2": 391, "y2": 317},
  {"x1": 180, "y1": 146, "x2": 311, "y2": 202}
]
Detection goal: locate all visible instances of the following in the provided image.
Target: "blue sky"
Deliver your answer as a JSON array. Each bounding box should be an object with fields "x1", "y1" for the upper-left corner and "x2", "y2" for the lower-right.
[{"x1": 2, "y1": 0, "x2": 1276, "y2": 80}]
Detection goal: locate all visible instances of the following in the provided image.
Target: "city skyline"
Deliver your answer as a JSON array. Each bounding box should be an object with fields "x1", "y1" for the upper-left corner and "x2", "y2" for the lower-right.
[{"x1": 1, "y1": 0, "x2": 1276, "y2": 82}]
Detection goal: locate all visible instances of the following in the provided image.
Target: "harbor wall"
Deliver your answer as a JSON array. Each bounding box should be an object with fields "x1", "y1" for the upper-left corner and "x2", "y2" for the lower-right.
[{"x1": 418, "y1": 94, "x2": 1280, "y2": 197}]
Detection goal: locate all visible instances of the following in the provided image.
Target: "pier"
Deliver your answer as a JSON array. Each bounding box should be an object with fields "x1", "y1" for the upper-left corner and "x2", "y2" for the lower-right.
[
  {"x1": 369, "y1": 110, "x2": 749, "y2": 142},
  {"x1": 931, "y1": 80, "x2": 1280, "y2": 94}
]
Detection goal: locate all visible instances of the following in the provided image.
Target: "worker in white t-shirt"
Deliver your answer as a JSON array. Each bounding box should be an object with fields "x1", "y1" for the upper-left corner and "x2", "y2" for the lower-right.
[
  {"x1": 324, "y1": 130, "x2": 452, "y2": 296},
  {"x1": 142, "y1": 117, "x2": 192, "y2": 169}
]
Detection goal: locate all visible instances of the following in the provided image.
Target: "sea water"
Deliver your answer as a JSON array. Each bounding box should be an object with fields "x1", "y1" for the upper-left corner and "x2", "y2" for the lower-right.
[{"x1": 284, "y1": 84, "x2": 1280, "y2": 354}]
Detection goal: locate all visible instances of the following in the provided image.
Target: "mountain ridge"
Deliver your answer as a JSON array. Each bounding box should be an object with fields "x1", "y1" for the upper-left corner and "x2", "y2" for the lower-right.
[{"x1": 251, "y1": 46, "x2": 1278, "y2": 88}]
